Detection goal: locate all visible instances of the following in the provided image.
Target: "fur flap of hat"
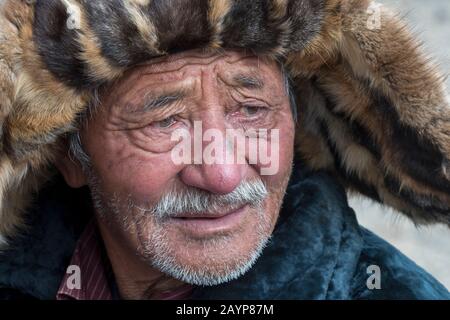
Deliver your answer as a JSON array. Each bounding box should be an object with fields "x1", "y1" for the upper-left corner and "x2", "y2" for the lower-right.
[{"x1": 0, "y1": 0, "x2": 449, "y2": 244}]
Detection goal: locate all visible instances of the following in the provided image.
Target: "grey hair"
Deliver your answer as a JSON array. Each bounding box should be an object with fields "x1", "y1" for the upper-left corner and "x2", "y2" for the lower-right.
[
  {"x1": 68, "y1": 65, "x2": 298, "y2": 167},
  {"x1": 68, "y1": 129, "x2": 91, "y2": 171},
  {"x1": 68, "y1": 87, "x2": 102, "y2": 171},
  {"x1": 281, "y1": 65, "x2": 298, "y2": 123},
  {"x1": 148, "y1": 178, "x2": 267, "y2": 220}
]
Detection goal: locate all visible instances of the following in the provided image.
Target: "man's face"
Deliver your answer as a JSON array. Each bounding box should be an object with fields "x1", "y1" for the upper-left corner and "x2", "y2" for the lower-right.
[{"x1": 77, "y1": 50, "x2": 295, "y2": 285}]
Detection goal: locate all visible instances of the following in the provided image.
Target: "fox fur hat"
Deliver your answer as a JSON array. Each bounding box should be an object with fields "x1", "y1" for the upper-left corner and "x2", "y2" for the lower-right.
[{"x1": 0, "y1": 0, "x2": 449, "y2": 244}]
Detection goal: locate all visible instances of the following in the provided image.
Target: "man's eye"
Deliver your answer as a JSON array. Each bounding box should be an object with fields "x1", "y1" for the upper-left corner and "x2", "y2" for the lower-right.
[
  {"x1": 240, "y1": 105, "x2": 266, "y2": 116},
  {"x1": 153, "y1": 116, "x2": 177, "y2": 128}
]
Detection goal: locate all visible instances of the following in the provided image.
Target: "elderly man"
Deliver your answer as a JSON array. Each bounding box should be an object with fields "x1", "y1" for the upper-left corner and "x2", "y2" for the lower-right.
[{"x1": 0, "y1": 0, "x2": 449, "y2": 300}]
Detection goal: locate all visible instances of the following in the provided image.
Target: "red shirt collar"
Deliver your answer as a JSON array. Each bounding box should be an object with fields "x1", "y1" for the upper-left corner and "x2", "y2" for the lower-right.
[
  {"x1": 57, "y1": 218, "x2": 194, "y2": 300},
  {"x1": 57, "y1": 219, "x2": 113, "y2": 300}
]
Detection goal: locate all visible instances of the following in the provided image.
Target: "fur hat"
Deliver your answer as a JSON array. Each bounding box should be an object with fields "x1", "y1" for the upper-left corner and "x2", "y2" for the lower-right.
[{"x1": 0, "y1": 0, "x2": 449, "y2": 244}]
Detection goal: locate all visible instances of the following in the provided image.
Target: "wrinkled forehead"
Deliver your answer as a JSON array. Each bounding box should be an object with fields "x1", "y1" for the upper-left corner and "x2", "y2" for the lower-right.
[
  {"x1": 135, "y1": 49, "x2": 265, "y2": 72},
  {"x1": 104, "y1": 49, "x2": 283, "y2": 96}
]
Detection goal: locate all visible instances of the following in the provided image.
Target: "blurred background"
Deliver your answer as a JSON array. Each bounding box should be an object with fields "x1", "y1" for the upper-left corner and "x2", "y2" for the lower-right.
[{"x1": 350, "y1": 0, "x2": 450, "y2": 289}]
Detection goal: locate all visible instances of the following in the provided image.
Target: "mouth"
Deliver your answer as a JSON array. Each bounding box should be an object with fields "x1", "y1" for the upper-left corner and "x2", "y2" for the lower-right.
[{"x1": 169, "y1": 205, "x2": 249, "y2": 237}]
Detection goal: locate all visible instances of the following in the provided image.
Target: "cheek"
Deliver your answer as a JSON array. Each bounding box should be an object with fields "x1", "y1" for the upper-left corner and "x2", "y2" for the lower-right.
[
  {"x1": 277, "y1": 121, "x2": 295, "y2": 171},
  {"x1": 86, "y1": 130, "x2": 181, "y2": 203},
  {"x1": 117, "y1": 155, "x2": 178, "y2": 203},
  {"x1": 261, "y1": 132, "x2": 294, "y2": 189},
  {"x1": 252, "y1": 112, "x2": 295, "y2": 183},
  {"x1": 261, "y1": 124, "x2": 294, "y2": 227}
]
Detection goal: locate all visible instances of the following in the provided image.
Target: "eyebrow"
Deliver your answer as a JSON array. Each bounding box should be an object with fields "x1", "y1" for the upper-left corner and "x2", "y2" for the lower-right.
[
  {"x1": 232, "y1": 74, "x2": 265, "y2": 90},
  {"x1": 142, "y1": 91, "x2": 186, "y2": 111}
]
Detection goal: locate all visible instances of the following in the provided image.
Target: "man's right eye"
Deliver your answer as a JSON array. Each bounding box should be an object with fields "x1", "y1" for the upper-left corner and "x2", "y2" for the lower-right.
[
  {"x1": 152, "y1": 116, "x2": 178, "y2": 129},
  {"x1": 240, "y1": 105, "x2": 266, "y2": 116}
]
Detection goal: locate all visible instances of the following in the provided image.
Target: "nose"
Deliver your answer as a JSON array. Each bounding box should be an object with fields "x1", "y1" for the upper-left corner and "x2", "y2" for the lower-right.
[
  {"x1": 179, "y1": 118, "x2": 247, "y2": 195},
  {"x1": 180, "y1": 161, "x2": 245, "y2": 195}
]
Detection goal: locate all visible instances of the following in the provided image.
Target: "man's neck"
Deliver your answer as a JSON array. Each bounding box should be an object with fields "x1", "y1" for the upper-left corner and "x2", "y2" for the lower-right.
[{"x1": 96, "y1": 218, "x2": 187, "y2": 300}]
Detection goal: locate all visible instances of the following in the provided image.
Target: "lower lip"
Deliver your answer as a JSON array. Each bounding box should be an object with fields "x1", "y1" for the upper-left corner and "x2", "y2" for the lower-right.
[{"x1": 170, "y1": 205, "x2": 248, "y2": 237}]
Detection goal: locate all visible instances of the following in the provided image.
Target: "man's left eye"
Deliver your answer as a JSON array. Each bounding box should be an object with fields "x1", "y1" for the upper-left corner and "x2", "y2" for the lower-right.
[
  {"x1": 153, "y1": 116, "x2": 177, "y2": 128},
  {"x1": 241, "y1": 105, "x2": 266, "y2": 116}
]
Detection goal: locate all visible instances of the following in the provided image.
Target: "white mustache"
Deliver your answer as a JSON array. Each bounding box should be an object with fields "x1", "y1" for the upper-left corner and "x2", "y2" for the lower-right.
[{"x1": 142, "y1": 179, "x2": 268, "y2": 220}]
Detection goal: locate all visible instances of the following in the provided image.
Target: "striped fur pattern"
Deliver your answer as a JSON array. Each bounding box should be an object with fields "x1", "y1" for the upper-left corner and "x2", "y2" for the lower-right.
[{"x1": 0, "y1": 0, "x2": 448, "y2": 242}]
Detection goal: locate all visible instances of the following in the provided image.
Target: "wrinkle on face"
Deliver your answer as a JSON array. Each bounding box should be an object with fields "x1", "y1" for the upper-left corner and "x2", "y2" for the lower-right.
[{"x1": 90, "y1": 50, "x2": 289, "y2": 156}]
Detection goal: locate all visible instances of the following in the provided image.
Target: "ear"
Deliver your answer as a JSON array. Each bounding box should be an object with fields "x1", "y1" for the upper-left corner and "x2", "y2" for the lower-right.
[
  {"x1": 54, "y1": 145, "x2": 88, "y2": 189},
  {"x1": 291, "y1": 0, "x2": 450, "y2": 225}
]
